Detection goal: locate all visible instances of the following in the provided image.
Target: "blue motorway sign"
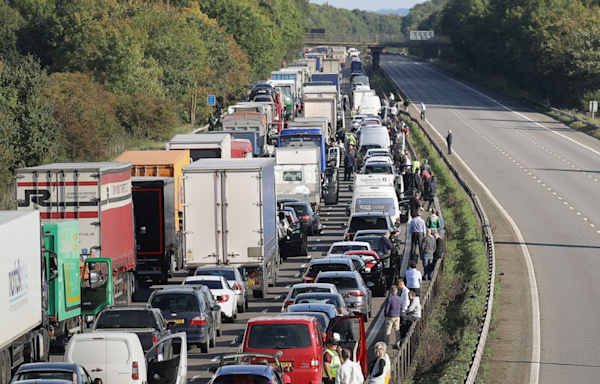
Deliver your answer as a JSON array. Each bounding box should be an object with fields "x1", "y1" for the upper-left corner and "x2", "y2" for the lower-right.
[{"x1": 207, "y1": 94, "x2": 216, "y2": 106}]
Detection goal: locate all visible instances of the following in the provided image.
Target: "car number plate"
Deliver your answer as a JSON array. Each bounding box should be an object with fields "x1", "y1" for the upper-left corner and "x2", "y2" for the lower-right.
[
  {"x1": 279, "y1": 361, "x2": 293, "y2": 368},
  {"x1": 167, "y1": 319, "x2": 184, "y2": 324},
  {"x1": 247, "y1": 278, "x2": 255, "y2": 285}
]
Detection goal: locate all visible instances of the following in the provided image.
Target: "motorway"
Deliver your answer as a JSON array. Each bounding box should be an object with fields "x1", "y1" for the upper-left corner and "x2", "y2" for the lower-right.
[{"x1": 382, "y1": 54, "x2": 600, "y2": 384}]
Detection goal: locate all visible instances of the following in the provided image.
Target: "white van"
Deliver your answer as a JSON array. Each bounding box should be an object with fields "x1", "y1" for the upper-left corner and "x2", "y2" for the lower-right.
[
  {"x1": 359, "y1": 128, "x2": 391, "y2": 154},
  {"x1": 65, "y1": 332, "x2": 188, "y2": 384},
  {"x1": 358, "y1": 95, "x2": 382, "y2": 116},
  {"x1": 351, "y1": 186, "x2": 400, "y2": 223}
]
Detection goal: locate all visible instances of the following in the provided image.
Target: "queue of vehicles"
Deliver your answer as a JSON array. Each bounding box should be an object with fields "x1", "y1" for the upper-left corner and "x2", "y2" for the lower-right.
[{"x1": 1, "y1": 45, "x2": 398, "y2": 384}]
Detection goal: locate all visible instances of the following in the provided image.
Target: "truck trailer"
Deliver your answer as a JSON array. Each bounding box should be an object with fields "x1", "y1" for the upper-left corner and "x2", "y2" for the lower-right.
[
  {"x1": 167, "y1": 134, "x2": 232, "y2": 160},
  {"x1": 182, "y1": 158, "x2": 279, "y2": 299},
  {"x1": 15, "y1": 162, "x2": 137, "y2": 306}
]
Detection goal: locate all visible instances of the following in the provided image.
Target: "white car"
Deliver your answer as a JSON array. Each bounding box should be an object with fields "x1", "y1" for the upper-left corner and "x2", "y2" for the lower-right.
[
  {"x1": 281, "y1": 283, "x2": 339, "y2": 312},
  {"x1": 183, "y1": 276, "x2": 238, "y2": 322},
  {"x1": 324, "y1": 241, "x2": 372, "y2": 257},
  {"x1": 193, "y1": 266, "x2": 248, "y2": 313}
]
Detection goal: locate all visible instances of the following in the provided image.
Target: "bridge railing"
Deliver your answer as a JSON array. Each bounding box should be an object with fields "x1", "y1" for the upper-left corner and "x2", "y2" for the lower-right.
[{"x1": 303, "y1": 34, "x2": 451, "y2": 45}]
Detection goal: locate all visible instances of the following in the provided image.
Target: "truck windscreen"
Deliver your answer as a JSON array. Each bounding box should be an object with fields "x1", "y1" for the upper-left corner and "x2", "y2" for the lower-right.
[{"x1": 279, "y1": 136, "x2": 321, "y2": 147}]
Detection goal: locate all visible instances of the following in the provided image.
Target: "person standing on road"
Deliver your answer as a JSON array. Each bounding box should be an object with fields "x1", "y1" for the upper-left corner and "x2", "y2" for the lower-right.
[
  {"x1": 421, "y1": 159, "x2": 431, "y2": 175},
  {"x1": 389, "y1": 92, "x2": 395, "y2": 102},
  {"x1": 336, "y1": 348, "x2": 364, "y2": 384},
  {"x1": 426, "y1": 208, "x2": 442, "y2": 235},
  {"x1": 400, "y1": 291, "x2": 422, "y2": 338},
  {"x1": 446, "y1": 130, "x2": 453, "y2": 154},
  {"x1": 408, "y1": 211, "x2": 426, "y2": 259},
  {"x1": 403, "y1": 98, "x2": 410, "y2": 111},
  {"x1": 433, "y1": 233, "x2": 444, "y2": 266},
  {"x1": 383, "y1": 286, "x2": 403, "y2": 348},
  {"x1": 409, "y1": 192, "x2": 422, "y2": 219},
  {"x1": 422, "y1": 174, "x2": 437, "y2": 211},
  {"x1": 412, "y1": 169, "x2": 423, "y2": 196},
  {"x1": 344, "y1": 147, "x2": 356, "y2": 182},
  {"x1": 397, "y1": 280, "x2": 410, "y2": 315},
  {"x1": 420, "y1": 229, "x2": 436, "y2": 280},
  {"x1": 390, "y1": 104, "x2": 398, "y2": 123},
  {"x1": 323, "y1": 339, "x2": 342, "y2": 384},
  {"x1": 378, "y1": 231, "x2": 394, "y2": 258},
  {"x1": 343, "y1": 94, "x2": 350, "y2": 111},
  {"x1": 368, "y1": 342, "x2": 391, "y2": 384},
  {"x1": 394, "y1": 149, "x2": 404, "y2": 170},
  {"x1": 351, "y1": 108, "x2": 357, "y2": 119},
  {"x1": 405, "y1": 262, "x2": 422, "y2": 297},
  {"x1": 420, "y1": 102, "x2": 426, "y2": 121}
]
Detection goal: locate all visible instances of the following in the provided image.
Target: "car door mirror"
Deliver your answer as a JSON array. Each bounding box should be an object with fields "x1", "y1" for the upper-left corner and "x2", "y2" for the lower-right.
[
  {"x1": 363, "y1": 267, "x2": 371, "y2": 273},
  {"x1": 235, "y1": 333, "x2": 244, "y2": 344},
  {"x1": 366, "y1": 281, "x2": 375, "y2": 288},
  {"x1": 341, "y1": 223, "x2": 348, "y2": 229},
  {"x1": 395, "y1": 221, "x2": 401, "y2": 227},
  {"x1": 208, "y1": 366, "x2": 218, "y2": 373},
  {"x1": 321, "y1": 252, "x2": 327, "y2": 256}
]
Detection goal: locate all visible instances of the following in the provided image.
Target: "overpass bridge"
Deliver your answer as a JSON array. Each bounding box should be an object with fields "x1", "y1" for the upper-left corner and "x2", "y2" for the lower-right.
[{"x1": 303, "y1": 33, "x2": 452, "y2": 69}]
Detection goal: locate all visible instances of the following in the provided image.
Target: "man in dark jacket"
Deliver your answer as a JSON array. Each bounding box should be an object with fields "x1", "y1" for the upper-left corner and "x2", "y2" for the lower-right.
[
  {"x1": 409, "y1": 192, "x2": 422, "y2": 218},
  {"x1": 433, "y1": 233, "x2": 444, "y2": 264},
  {"x1": 446, "y1": 130, "x2": 453, "y2": 154},
  {"x1": 378, "y1": 231, "x2": 394, "y2": 257},
  {"x1": 344, "y1": 145, "x2": 356, "y2": 181}
]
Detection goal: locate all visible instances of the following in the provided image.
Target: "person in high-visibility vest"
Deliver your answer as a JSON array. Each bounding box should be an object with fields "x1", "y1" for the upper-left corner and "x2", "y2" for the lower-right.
[
  {"x1": 368, "y1": 341, "x2": 391, "y2": 384},
  {"x1": 323, "y1": 339, "x2": 342, "y2": 384}
]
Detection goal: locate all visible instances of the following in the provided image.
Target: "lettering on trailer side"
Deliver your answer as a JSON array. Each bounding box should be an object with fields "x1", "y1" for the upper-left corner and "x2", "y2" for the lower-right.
[{"x1": 8, "y1": 259, "x2": 29, "y2": 312}]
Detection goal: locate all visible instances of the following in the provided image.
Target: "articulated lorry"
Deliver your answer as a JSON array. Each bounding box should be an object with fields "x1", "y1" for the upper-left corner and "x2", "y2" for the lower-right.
[
  {"x1": 220, "y1": 112, "x2": 267, "y2": 156},
  {"x1": 182, "y1": 158, "x2": 279, "y2": 299},
  {"x1": 15, "y1": 162, "x2": 137, "y2": 306},
  {"x1": 1, "y1": 212, "x2": 112, "y2": 383},
  {"x1": 167, "y1": 134, "x2": 231, "y2": 160}
]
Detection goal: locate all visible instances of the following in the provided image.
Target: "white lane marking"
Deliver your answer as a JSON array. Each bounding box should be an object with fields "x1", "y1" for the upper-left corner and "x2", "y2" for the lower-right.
[
  {"x1": 399, "y1": 226, "x2": 413, "y2": 279},
  {"x1": 424, "y1": 119, "x2": 541, "y2": 384},
  {"x1": 190, "y1": 375, "x2": 201, "y2": 382},
  {"x1": 294, "y1": 273, "x2": 300, "y2": 278},
  {"x1": 285, "y1": 284, "x2": 292, "y2": 288},
  {"x1": 230, "y1": 339, "x2": 237, "y2": 345},
  {"x1": 211, "y1": 355, "x2": 221, "y2": 362},
  {"x1": 261, "y1": 309, "x2": 269, "y2": 313}
]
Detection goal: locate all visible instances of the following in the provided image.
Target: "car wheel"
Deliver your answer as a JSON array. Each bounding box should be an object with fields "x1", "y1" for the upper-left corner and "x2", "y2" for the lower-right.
[
  {"x1": 209, "y1": 329, "x2": 216, "y2": 348},
  {"x1": 307, "y1": 225, "x2": 314, "y2": 236},
  {"x1": 233, "y1": 309, "x2": 238, "y2": 320},
  {"x1": 245, "y1": 298, "x2": 249, "y2": 310},
  {"x1": 217, "y1": 325, "x2": 222, "y2": 337},
  {"x1": 199, "y1": 339, "x2": 209, "y2": 353},
  {"x1": 238, "y1": 302, "x2": 246, "y2": 313},
  {"x1": 253, "y1": 289, "x2": 264, "y2": 299}
]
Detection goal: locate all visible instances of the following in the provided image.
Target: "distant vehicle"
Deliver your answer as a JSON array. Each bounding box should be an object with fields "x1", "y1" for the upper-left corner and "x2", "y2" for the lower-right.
[
  {"x1": 286, "y1": 303, "x2": 338, "y2": 320},
  {"x1": 315, "y1": 271, "x2": 373, "y2": 322},
  {"x1": 278, "y1": 312, "x2": 331, "y2": 334},
  {"x1": 149, "y1": 286, "x2": 222, "y2": 353},
  {"x1": 92, "y1": 306, "x2": 171, "y2": 353},
  {"x1": 301, "y1": 257, "x2": 356, "y2": 283},
  {"x1": 363, "y1": 160, "x2": 396, "y2": 176},
  {"x1": 324, "y1": 241, "x2": 372, "y2": 257},
  {"x1": 278, "y1": 209, "x2": 308, "y2": 257},
  {"x1": 65, "y1": 332, "x2": 188, "y2": 384},
  {"x1": 292, "y1": 293, "x2": 351, "y2": 315},
  {"x1": 182, "y1": 276, "x2": 238, "y2": 322},
  {"x1": 208, "y1": 364, "x2": 292, "y2": 384},
  {"x1": 342, "y1": 212, "x2": 398, "y2": 240},
  {"x1": 194, "y1": 266, "x2": 248, "y2": 313},
  {"x1": 280, "y1": 283, "x2": 339, "y2": 311},
  {"x1": 283, "y1": 201, "x2": 322, "y2": 235},
  {"x1": 10, "y1": 363, "x2": 100, "y2": 384},
  {"x1": 330, "y1": 254, "x2": 386, "y2": 297}
]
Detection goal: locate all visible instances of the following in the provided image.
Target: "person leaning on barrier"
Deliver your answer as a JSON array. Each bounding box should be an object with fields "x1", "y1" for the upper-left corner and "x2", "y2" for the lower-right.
[{"x1": 368, "y1": 342, "x2": 391, "y2": 384}]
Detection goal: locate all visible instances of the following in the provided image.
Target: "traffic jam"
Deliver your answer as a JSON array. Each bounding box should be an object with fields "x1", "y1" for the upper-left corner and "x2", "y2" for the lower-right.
[{"x1": 1, "y1": 46, "x2": 410, "y2": 384}]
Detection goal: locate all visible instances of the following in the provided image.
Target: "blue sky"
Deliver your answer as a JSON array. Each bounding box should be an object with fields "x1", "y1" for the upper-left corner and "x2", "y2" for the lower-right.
[{"x1": 309, "y1": 0, "x2": 426, "y2": 12}]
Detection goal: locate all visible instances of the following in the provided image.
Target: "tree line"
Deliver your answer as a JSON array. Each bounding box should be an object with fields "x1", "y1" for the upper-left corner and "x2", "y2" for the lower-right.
[{"x1": 403, "y1": 0, "x2": 600, "y2": 108}]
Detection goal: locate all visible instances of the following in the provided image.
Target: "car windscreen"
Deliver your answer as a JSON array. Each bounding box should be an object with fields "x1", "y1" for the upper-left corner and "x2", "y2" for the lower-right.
[
  {"x1": 291, "y1": 287, "x2": 332, "y2": 298},
  {"x1": 355, "y1": 198, "x2": 395, "y2": 216},
  {"x1": 359, "y1": 145, "x2": 382, "y2": 155},
  {"x1": 294, "y1": 295, "x2": 343, "y2": 307},
  {"x1": 349, "y1": 217, "x2": 388, "y2": 232},
  {"x1": 151, "y1": 293, "x2": 200, "y2": 313},
  {"x1": 280, "y1": 313, "x2": 329, "y2": 332},
  {"x1": 247, "y1": 323, "x2": 312, "y2": 349},
  {"x1": 285, "y1": 203, "x2": 309, "y2": 215},
  {"x1": 195, "y1": 269, "x2": 236, "y2": 281},
  {"x1": 18, "y1": 372, "x2": 74, "y2": 381},
  {"x1": 316, "y1": 277, "x2": 358, "y2": 289},
  {"x1": 353, "y1": 237, "x2": 380, "y2": 251},
  {"x1": 308, "y1": 263, "x2": 352, "y2": 273},
  {"x1": 184, "y1": 280, "x2": 223, "y2": 289},
  {"x1": 95, "y1": 310, "x2": 156, "y2": 329},
  {"x1": 213, "y1": 374, "x2": 271, "y2": 384},
  {"x1": 364, "y1": 165, "x2": 393, "y2": 175},
  {"x1": 330, "y1": 245, "x2": 369, "y2": 254}
]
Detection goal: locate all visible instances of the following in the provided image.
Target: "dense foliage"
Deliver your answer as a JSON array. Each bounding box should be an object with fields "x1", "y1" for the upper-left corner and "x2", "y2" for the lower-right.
[{"x1": 407, "y1": 0, "x2": 600, "y2": 107}]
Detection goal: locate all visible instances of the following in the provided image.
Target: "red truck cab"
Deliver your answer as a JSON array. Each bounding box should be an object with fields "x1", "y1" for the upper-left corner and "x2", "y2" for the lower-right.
[{"x1": 241, "y1": 315, "x2": 367, "y2": 383}]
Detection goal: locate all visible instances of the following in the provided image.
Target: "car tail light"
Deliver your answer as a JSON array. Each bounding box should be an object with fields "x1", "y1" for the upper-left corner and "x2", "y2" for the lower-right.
[
  {"x1": 311, "y1": 358, "x2": 320, "y2": 367},
  {"x1": 190, "y1": 315, "x2": 207, "y2": 326},
  {"x1": 284, "y1": 300, "x2": 294, "y2": 307},
  {"x1": 301, "y1": 215, "x2": 310, "y2": 220},
  {"x1": 72, "y1": 373, "x2": 78, "y2": 383},
  {"x1": 132, "y1": 361, "x2": 139, "y2": 380},
  {"x1": 218, "y1": 294, "x2": 230, "y2": 303},
  {"x1": 302, "y1": 275, "x2": 314, "y2": 283},
  {"x1": 345, "y1": 233, "x2": 351, "y2": 240},
  {"x1": 233, "y1": 282, "x2": 242, "y2": 291},
  {"x1": 348, "y1": 290, "x2": 364, "y2": 297},
  {"x1": 152, "y1": 335, "x2": 158, "y2": 344}
]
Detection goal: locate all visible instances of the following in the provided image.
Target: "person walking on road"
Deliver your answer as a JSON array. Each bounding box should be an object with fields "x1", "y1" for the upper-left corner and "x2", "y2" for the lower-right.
[
  {"x1": 383, "y1": 286, "x2": 403, "y2": 348},
  {"x1": 420, "y1": 229, "x2": 436, "y2": 280},
  {"x1": 446, "y1": 130, "x2": 453, "y2": 154},
  {"x1": 323, "y1": 339, "x2": 342, "y2": 384},
  {"x1": 422, "y1": 174, "x2": 437, "y2": 211},
  {"x1": 409, "y1": 192, "x2": 422, "y2": 219},
  {"x1": 397, "y1": 280, "x2": 410, "y2": 315},
  {"x1": 426, "y1": 208, "x2": 442, "y2": 235},
  {"x1": 336, "y1": 348, "x2": 364, "y2": 384},
  {"x1": 408, "y1": 211, "x2": 426, "y2": 259},
  {"x1": 344, "y1": 146, "x2": 356, "y2": 182},
  {"x1": 401, "y1": 291, "x2": 422, "y2": 338},
  {"x1": 378, "y1": 231, "x2": 394, "y2": 258},
  {"x1": 405, "y1": 262, "x2": 422, "y2": 297},
  {"x1": 368, "y1": 342, "x2": 391, "y2": 384},
  {"x1": 433, "y1": 232, "x2": 444, "y2": 266},
  {"x1": 420, "y1": 102, "x2": 426, "y2": 121}
]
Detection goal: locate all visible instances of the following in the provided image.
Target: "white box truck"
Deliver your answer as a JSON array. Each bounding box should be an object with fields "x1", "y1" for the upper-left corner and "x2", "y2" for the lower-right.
[
  {"x1": 303, "y1": 97, "x2": 337, "y2": 136},
  {"x1": 167, "y1": 133, "x2": 232, "y2": 161},
  {"x1": 182, "y1": 158, "x2": 279, "y2": 299},
  {"x1": 0, "y1": 211, "x2": 48, "y2": 379},
  {"x1": 275, "y1": 147, "x2": 322, "y2": 213}
]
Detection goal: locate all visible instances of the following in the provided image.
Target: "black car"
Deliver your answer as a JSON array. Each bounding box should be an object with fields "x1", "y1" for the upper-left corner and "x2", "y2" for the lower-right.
[
  {"x1": 284, "y1": 202, "x2": 322, "y2": 235},
  {"x1": 278, "y1": 210, "x2": 308, "y2": 258},
  {"x1": 342, "y1": 212, "x2": 398, "y2": 240},
  {"x1": 149, "y1": 287, "x2": 222, "y2": 353}
]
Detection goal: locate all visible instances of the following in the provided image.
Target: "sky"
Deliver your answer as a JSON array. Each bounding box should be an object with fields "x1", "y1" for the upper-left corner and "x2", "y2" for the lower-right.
[{"x1": 309, "y1": 0, "x2": 426, "y2": 12}]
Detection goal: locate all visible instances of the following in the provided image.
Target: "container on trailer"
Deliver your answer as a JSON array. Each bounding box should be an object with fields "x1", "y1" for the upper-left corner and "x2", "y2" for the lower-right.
[{"x1": 167, "y1": 134, "x2": 232, "y2": 161}]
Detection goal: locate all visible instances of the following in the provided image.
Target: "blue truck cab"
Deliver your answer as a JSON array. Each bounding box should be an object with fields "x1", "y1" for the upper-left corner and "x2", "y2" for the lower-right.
[{"x1": 277, "y1": 127, "x2": 327, "y2": 173}]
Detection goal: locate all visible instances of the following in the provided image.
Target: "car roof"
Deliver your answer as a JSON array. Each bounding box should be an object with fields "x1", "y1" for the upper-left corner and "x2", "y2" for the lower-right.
[
  {"x1": 195, "y1": 266, "x2": 236, "y2": 273},
  {"x1": 294, "y1": 292, "x2": 342, "y2": 299},
  {"x1": 248, "y1": 316, "x2": 317, "y2": 324},
  {"x1": 330, "y1": 241, "x2": 371, "y2": 247},
  {"x1": 184, "y1": 275, "x2": 224, "y2": 282},
  {"x1": 287, "y1": 303, "x2": 337, "y2": 312},
  {"x1": 316, "y1": 271, "x2": 359, "y2": 278},
  {"x1": 345, "y1": 250, "x2": 379, "y2": 256},
  {"x1": 290, "y1": 283, "x2": 337, "y2": 290},
  {"x1": 309, "y1": 258, "x2": 353, "y2": 265},
  {"x1": 355, "y1": 229, "x2": 387, "y2": 235},
  {"x1": 350, "y1": 212, "x2": 390, "y2": 218},
  {"x1": 326, "y1": 255, "x2": 364, "y2": 261},
  {"x1": 16, "y1": 363, "x2": 80, "y2": 372},
  {"x1": 14, "y1": 381, "x2": 74, "y2": 384},
  {"x1": 216, "y1": 365, "x2": 273, "y2": 376},
  {"x1": 100, "y1": 305, "x2": 155, "y2": 312}
]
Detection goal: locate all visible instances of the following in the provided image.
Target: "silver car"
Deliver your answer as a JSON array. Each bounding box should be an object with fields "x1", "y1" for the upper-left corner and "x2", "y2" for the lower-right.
[
  {"x1": 194, "y1": 266, "x2": 248, "y2": 313},
  {"x1": 314, "y1": 271, "x2": 373, "y2": 322}
]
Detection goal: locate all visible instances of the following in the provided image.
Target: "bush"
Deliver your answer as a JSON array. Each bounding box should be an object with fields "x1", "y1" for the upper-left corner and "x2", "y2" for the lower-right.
[{"x1": 116, "y1": 93, "x2": 177, "y2": 141}]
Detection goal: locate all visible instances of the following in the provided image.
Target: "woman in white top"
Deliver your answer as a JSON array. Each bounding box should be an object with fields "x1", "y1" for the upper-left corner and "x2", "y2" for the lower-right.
[{"x1": 368, "y1": 341, "x2": 391, "y2": 384}]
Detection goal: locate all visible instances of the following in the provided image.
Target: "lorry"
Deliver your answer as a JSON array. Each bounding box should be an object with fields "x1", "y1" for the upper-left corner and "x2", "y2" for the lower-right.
[
  {"x1": 182, "y1": 158, "x2": 279, "y2": 299},
  {"x1": 303, "y1": 97, "x2": 338, "y2": 133},
  {"x1": 330, "y1": 46, "x2": 347, "y2": 63},
  {"x1": 275, "y1": 147, "x2": 322, "y2": 213},
  {"x1": 271, "y1": 71, "x2": 302, "y2": 108},
  {"x1": 228, "y1": 102, "x2": 283, "y2": 141},
  {"x1": 353, "y1": 88, "x2": 377, "y2": 110},
  {"x1": 351, "y1": 60, "x2": 362, "y2": 72},
  {"x1": 323, "y1": 59, "x2": 341, "y2": 74},
  {"x1": 219, "y1": 112, "x2": 267, "y2": 156},
  {"x1": 167, "y1": 133, "x2": 231, "y2": 160},
  {"x1": 231, "y1": 139, "x2": 253, "y2": 158},
  {"x1": 267, "y1": 79, "x2": 297, "y2": 119},
  {"x1": 15, "y1": 162, "x2": 137, "y2": 306},
  {"x1": 279, "y1": 118, "x2": 330, "y2": 173},
  {"x1": 298, "y1": 58, "x2": 318, "y2": 75},
  {"x1": 131, "y1": 177, "x2": 180, "y2": 284},
  {"x1": 305, "y1": 53, "x2": 326, "y2": 72},
  {"x1": 1, "y1": 211, "x2": 112, "y2": 382},
  {"x1": 311, "y1": 73, "x2": 341, "y2": 103}
]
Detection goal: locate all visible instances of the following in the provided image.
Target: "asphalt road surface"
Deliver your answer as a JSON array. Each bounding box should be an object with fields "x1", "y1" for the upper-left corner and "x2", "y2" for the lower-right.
[{"x1": 382, "y1": 54, "x2": 600, "y2": 384}]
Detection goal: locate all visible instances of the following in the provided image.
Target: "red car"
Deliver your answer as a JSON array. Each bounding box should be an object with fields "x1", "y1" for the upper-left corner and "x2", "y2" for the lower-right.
[{"x1": 241, "y1": 315, "x2": 368, "y2": 383}]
